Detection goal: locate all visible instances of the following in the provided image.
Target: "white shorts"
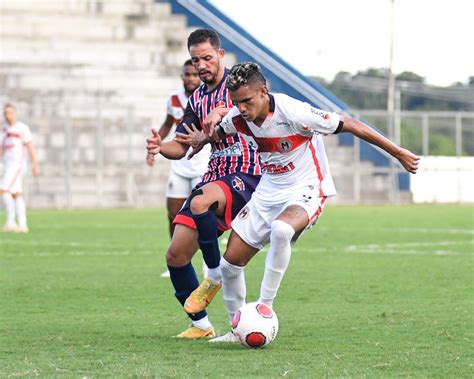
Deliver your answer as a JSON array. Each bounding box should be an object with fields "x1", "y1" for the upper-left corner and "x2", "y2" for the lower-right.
[
  {"x1": 231, "y1": 184, "x2": 327, "y2": 250},
  {"x1": 1, "y1": 164, "x2": 25, "y2": 194},
  {"x1": 166, "y1": 170, "x2": 202, "y2": 199}
]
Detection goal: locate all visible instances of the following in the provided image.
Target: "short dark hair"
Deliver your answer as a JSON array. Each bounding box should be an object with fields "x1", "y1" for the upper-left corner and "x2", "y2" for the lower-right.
[
  {"x1": 4, "y1": 103, "x2": 15, "y2": 110},
  {"x1": 183, "y1": 59, "x2": 193, "y2": 67},
  {"x1": 226, "y1": 62, "x2": 266, "y2": 91},
  {"x1": 187, "y1": 28, "x2": 221, "y2": 50}
]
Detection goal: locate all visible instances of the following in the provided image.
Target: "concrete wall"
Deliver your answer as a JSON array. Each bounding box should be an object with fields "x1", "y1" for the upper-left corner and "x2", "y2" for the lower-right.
[{"x1": 410, "y1": 157, "x2": 474, "y2": 203}]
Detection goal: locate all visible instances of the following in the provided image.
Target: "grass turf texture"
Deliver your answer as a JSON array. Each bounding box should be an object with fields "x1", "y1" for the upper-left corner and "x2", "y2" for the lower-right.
[{"x1": 0, "y1": 205, "x2": 472, "y2": 378}]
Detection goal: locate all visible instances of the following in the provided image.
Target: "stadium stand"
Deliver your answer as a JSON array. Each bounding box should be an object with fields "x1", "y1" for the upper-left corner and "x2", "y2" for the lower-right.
[{"x1": 0, "y1": 0, "x2": 410, "y2": 207}]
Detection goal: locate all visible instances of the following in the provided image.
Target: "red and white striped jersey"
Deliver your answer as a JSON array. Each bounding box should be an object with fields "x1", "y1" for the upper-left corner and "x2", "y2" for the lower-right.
[
  {"x1": 1, "y1": 122, "x2": 32, "y2": 166},
  {"x1": 177, "y1": 69, "x2": 261, "y2": 183},
  {"x1": 219, "y1": 93, "x2": 343, "y2": 198}
]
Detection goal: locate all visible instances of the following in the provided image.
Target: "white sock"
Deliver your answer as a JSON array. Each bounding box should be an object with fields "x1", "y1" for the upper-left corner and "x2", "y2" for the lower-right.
[
  {"x1": 15, "y1": 196, "x2": 27, "y2": 228},
  {"x1": 202, "y1": 262, "x2": 209, "y2": 278},
  {"x1": 207, "y1": 266, "x2": 222, "y2": 284},
  {"x1": 221, "y1": 257, "x2": 246, "y2": 322},
  {"x1": 2, "y1": 192, "x2": 16, "y2": 224},
  {"x1": 258, "y1": 220, "x2": 295, "y2": 308},
  {"x1": 192, "y1": 315, "x2": 212, "y2": 330}
]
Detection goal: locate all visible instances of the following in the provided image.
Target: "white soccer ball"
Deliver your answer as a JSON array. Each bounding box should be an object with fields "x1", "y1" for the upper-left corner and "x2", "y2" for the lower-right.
[{"x1": 231, "y1": 302, "x2": 279, "y2": 348}]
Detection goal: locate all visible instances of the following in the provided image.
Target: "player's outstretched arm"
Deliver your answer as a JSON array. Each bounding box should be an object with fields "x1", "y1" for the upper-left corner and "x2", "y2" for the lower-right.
[
  {"x1": 26, "y1": 142, "x2": 40, "y2": 176},
  {"x1": 341, "y1": 117, "x2": 420, "y2": 174},
  {"x1": 146, "y1": 128, "x2": 188, "y2": 164},
  {"x1": 147, "y1": 115, "x2": 176, "y2": 167},
  {"x1": 175, "y1": 123, "x2": 220, "y2": 159}
]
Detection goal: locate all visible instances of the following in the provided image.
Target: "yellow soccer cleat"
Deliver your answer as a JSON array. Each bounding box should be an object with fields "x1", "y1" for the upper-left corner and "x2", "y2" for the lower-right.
[
  {"x1": 174, "y1": 326, "x2": 215, "y2": 339},
  {"x1": 184, "y1": 278, "x2": 222, "y2": 314}
]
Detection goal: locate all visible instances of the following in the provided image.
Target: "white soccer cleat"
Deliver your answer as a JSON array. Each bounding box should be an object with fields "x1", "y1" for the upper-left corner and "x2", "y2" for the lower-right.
[
  {"x1": 15, "y1": 226, "x2": 29, "y2": 234},
  {"x1": 160, "y1": 270, "x2": 171, "y2": 278},
  {"x1": 2, "y1": 222, "x2": 18, "y2": 232},
  {"x1": 208, "y1": 331, "x2": 239, "y2": 343}
]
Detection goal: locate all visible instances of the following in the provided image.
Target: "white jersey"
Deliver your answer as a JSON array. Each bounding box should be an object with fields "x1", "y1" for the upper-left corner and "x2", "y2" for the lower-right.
[
  {"x1": 219, "y1": 93, "x2": 343, "y2": 200},
  {"x1": 1, "y1": 121, "x2": 32, "y2": 167},
  {"x1": 167, "y1": 89, "x2": 211, "y2": 179}
]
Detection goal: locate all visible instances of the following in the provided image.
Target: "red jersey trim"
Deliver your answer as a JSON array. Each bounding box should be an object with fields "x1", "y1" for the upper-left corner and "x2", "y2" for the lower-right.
[
  {"x1": 308, "y1": 142, "x2": 325, "y2": 198},
  {"x1": 173, "y1": 214, "x2": 196, "y2": 229},
  {"x1": 170, "y1": 95, "x2": 182, "y2": 109},
  {"x1": 308, "y1": 197, "x2": 327, "y2": 226},
  {"x1": 232, "y1": 115, "x2": 310, "y2": 153}
]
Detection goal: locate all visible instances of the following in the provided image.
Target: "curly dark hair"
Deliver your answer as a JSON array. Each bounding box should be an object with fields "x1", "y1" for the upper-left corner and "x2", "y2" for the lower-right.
[
  {"x1": 187, "y1": 29, "x2": 221, "y2": 50},
  {"x1": 226, "y1": 62, "x2": 266, "y2": 91}
]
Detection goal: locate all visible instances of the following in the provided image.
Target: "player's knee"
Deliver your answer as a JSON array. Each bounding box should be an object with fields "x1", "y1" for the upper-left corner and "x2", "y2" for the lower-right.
[
  {"x1": 190, "y1": 194, "x2": 216, "y2": 215},
  {"x1": 166, "y1": 247, "x2": 187, "y2": 266},
  {"x1": 270, "y1": 220, "x2": 295, "y2": 245}
]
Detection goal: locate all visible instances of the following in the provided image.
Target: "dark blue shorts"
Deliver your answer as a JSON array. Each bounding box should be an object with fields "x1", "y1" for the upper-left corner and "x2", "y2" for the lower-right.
[{"x1": 173, "y1": 172, "x2": 261, "y2": 232}]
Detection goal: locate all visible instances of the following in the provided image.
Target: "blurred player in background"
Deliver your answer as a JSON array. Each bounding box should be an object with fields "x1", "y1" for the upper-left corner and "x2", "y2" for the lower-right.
[
  {"x1": 180, "y1": 63, "x2": 420, "y2": 342},
  {"x1": 1, "y1": 103, "x2": 40, "y2": 233},
  {"x1": 147, "y1": 59, "x2": 210, "y2": 278},
  {"x1": 146, "y1": 29, "x2": 261, "y2": 339}
]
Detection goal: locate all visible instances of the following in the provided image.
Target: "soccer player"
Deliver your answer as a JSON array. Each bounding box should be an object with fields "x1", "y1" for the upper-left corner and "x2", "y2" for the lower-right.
[
  {"x1": 1, "y1": 103, "x2": 40, "y2": 233},
  {"x1": 147, "y1": 60, "x2": 210, "y2": 278},
  {"x1": 181, "y1": 63, "x2": 420, "y2": 342},
  {"x1": 146, "y1": 30, "x2": 262, "y2": 339}
]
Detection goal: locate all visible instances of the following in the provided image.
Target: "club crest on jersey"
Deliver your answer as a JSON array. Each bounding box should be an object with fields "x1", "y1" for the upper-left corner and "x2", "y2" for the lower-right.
[
  {"x1": 232, "y1": 177, "x2": 245, "y2": 191},
  {"x1": 215, "y1": 98, "x2": 226, "y2": 108},
  {"x1": 279, "y1": 138, "x2": 293, "y2": 151}
]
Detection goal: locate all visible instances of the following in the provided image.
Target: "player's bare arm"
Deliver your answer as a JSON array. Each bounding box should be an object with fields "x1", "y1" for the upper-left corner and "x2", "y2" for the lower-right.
[
  {"x1": 341, "y1": 117, "x2": 420, "y2": 174},
  {"x1": 26, "y1": 142, "x2": 40, "y2": 176},
  {"x1": 146, "y1": 128, "x2": 188, "y2": 162},
  {"x1": 175, "y1": 122, "x2": 224, "y2": 159}
]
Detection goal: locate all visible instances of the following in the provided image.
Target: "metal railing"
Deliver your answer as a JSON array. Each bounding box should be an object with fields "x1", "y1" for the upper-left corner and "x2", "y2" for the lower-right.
[{"x1": 354, "y1": 110, "x2": 474, "y2": 157}]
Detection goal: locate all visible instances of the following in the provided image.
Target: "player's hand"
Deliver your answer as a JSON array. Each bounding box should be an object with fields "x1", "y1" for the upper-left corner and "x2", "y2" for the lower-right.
[
  {"x1": 146, "y1": 128, "x2": 162, "y2": 156},
  {"x1": 175, "y1": 123, "x2": 208, "y2": 160},
  {"x1": 203, "y1": 108, "x2": 227, "y2": 137},
  {"x1": 146, "y1": 153, "x2": 154, "y2": 167},
  {"x1": 395, "y1": 148, "x2": 420, "y2": 174},
  {"x1": 175, "y1": 123, "x2": 207, "y2": 147}
]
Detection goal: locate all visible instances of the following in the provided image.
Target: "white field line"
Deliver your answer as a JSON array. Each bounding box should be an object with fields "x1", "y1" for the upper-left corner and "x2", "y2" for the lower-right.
[
  {"x1": 344, "y1": 240, "x2": 473, "y2": 256},
  {"x1": 0, "y1": 250, "x2": 156, "y2": 258},
  {"x1": 316, "y1": 227, "x2": 474, "y2": 235},
  {"x1": 27, "y1": 224, "x2": 474, "y2": 235}
]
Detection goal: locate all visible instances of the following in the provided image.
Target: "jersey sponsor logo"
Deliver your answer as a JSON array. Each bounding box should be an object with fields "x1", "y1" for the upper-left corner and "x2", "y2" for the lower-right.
[
  {"x1": 276, "y1": 121, "x2": 290, "y2": 126},
  {"x1": 209, "y1": 142, "x2": 243, "y2": 158},
  {"x1": 262, "y1": 161, "x2": 295, "y2": 174},
  {"x1": 310, "y1": 108, "x2": 328, "y2": 118},
  {"x1": 239, "y1": 206, "x2": 250, "y2": 219},
  {"x1": 232, "y1": 176, "x2": 245, "y2": 191}
]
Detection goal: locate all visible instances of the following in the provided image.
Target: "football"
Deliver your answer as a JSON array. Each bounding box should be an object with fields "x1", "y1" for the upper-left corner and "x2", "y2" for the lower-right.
[{"x1": 231, "y1": 302, "x2": 279, "y2": 348}]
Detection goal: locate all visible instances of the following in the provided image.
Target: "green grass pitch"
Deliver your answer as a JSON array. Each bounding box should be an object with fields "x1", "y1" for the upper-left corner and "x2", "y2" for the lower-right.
[{"x1": 1, "y1": 205, "x2": 473, "y2": 378}]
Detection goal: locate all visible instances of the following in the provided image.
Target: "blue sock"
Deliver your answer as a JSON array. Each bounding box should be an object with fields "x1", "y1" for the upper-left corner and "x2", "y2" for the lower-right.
[
  {"x1": 193, "y1": 210, "x2": 221, "y2": 269},
  {"x1": 168, "y1": 263, "x2": 207, "y2": 321}
]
